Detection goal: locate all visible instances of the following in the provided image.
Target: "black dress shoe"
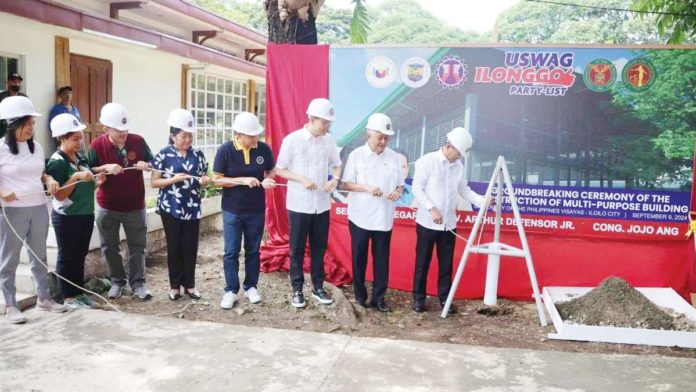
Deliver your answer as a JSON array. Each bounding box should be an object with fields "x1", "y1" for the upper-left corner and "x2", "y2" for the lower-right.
[
  {"x1": 412, "y1": 300, "x2": 425, "y2": 313},
  {"x1": 311, "y1": 288, "x2": 333, "y2": 305},
  {"x1": 440, "y1": 302, "x2": 458, "y2": 315},
  {"x1": 356, "y1": 299, "x2": 369, "y2": 308},
  {"x1": 370, "y1": 301, "x2": 391, "y2": 313}
]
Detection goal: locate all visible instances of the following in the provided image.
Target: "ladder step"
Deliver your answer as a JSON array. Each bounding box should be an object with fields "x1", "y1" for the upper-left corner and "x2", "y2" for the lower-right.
[
  {"x1": 472, "y1": 247, "x2": 527, "y2": 257},
  {"x1": 476, "y1": 242, "x2": 524, "y2": 253}
]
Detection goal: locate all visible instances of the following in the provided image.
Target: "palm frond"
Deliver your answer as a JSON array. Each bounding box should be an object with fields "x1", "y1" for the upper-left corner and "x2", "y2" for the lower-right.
[{"x1": 350, "y1": 0, "x2": 370, "y2": 44}]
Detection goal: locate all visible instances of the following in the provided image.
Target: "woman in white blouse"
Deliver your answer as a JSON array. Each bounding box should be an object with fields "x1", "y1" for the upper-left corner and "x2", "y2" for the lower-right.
[{"x1": 0, "y1": 96, "x2": 68, "y2": 324}]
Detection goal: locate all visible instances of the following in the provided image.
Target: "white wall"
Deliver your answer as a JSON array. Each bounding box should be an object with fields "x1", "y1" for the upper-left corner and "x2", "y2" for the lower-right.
[
  {"x1": 0, "y1": 11, "x2": 265, "y2": 157},
  {"x1": 0, "y1": 16, "x2": 58, "y2": 150}
]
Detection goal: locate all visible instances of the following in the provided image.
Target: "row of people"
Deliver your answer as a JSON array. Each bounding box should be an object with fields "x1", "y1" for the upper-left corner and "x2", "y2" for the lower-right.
[
  {"x1": 0, "y1": 95, "x2": 277, "y2": 322},
  {"x1": 0, "y1": 94, "x2": 484, "y2": 324}
]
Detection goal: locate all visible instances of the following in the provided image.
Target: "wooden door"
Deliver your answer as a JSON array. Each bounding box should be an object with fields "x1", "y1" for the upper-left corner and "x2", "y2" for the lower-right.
[{"x1": 70, "y1": 54, "x2": 112, "y2": 145}]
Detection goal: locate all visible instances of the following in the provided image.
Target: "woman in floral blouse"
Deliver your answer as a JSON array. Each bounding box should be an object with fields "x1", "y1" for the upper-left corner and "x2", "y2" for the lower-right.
[{"x1": 151, "y1": 108, "x2": 210, "y2": 301}]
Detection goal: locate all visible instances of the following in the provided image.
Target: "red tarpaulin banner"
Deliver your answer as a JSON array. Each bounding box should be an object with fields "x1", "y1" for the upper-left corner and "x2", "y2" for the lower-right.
[
  {"x1": 262, "y1": 44, "x2": 696, "y2": 300},
  {"x1": 260, "y1": 44, "x2": 351, "y2": 286}
]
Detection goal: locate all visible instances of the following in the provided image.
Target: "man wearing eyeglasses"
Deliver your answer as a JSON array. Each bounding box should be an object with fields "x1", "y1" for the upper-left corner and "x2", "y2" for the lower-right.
[
  {"x1": 411, "y1": 127, "x2": 488, "y2": 314},
  {"x1": 87, "y1": 103, "x2": 154, "y2": 301}
]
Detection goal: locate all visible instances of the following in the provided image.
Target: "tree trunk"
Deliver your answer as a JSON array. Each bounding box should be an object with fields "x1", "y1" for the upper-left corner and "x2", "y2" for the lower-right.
[{"x1": 266, "y1": 0, "x2": 318, "y2": 44}]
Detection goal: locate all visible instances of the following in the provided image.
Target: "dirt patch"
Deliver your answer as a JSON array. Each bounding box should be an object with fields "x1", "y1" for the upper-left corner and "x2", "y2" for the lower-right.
[
  {"x1": 557, "y1": 277, "x2": 696, "y2": 331},
  {"x1": 92, "y1": 233, "x2": 696, "y2": 359}
]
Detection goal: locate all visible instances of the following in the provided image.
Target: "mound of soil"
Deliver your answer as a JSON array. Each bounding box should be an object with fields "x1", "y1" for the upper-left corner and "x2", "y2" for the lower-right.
[{"x1": 557, "y1": 277, "x2": 675, "y2": 330}]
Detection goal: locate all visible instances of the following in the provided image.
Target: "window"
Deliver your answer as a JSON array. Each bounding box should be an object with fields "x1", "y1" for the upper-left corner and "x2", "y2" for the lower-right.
[
  {"x1": 255, "y1": 83, "x2": 266, "y2": 129},
  {"x1": 189, "y1": 72, "x2": 248, "y2": 160},
  {"x1": 0, "y1": 54, "x2": 20, "y2": 91}
]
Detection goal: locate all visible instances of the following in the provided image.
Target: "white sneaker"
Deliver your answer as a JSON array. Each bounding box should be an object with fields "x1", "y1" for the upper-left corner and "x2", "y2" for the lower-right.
[
  {"x1": 245, "y1": 287, "x2": 262, "y2": 304},
  {"x1": 36, "y1": 298, "x2": 68, "y2": 313},
  {"x1": 220, "y1": 291, "x2": 237, "y2": 309},
  {"x1": 5, "y1": 306, "x2": 26, "y2": 324}
]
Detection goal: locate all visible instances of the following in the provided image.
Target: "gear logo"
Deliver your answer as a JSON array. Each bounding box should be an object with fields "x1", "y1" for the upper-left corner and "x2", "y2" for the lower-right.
[{"x1": 436, "y1": 55, "x2": 468, "y2": 90}]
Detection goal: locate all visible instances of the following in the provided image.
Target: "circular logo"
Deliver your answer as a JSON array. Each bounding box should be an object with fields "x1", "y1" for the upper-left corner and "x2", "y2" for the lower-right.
[
  {"x1": 127, "y1": 151, "x2": 136, "y2": 161},
  {"x1": 400, "y1": 57, "x2": 431, "y2": 88},
  {"x1": 72, "y1": 119, "x2": 79, "y2": 126},
  {"x1": 121, "y1": 117, "x2": 128, "y2": 125},
  {"x1": 329, "y1": 107, "x2": 335, "y2": 116},
  {"x1": 583, "y1": 59, "x2": 616, "y2": 92},
  {"x1": 365, "y1": 56, "x2": 397, "y2": 88},
  {"x1": 622, "y1": 58, "x2": 656, "y2": 92},
  {"x1": 187, "y1": 120, "x2": 193, "y2": 127},
  {"x1": 386, "y1": 123, "x2": 391, "y2": 131},
  {"x1": 436, "y1": 55, "x2": 468, "y2": 90},
  {"x1": 256, "y1": 156, "x2": 264, "y2": 165}
]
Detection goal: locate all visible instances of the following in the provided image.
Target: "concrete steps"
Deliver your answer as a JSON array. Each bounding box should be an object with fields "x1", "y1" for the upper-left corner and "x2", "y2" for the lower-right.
[
  {"x1": 12, "y1": 223, "x2": 100, "y2": 311},
  {"x1": 15, "y1": 263, "x2": 38, "y2": 294},
  {"x1": 0, "y1": 291, "x2": 37, "y2": 314},
  {"x1": 18, "y1": 247, "x2": 58, "y2": 268},
  {"x1": 1, "y1": 261, "x2": 39, "y2": 312},
  {"x1": 10, "y1": 228, "x2": 61, "y2": 312}
]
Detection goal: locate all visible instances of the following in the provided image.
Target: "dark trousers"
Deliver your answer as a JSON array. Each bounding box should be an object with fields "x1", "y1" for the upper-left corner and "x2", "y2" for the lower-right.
[
  {"x1": 222, "y1": 211, "x2": 265, "y2": 293},
  {"x1": 51, "y1": 212, "x2": 94, "y2": 298},
  {"x1": 160, "y1": 213, "x2": 200, "y2": 290},
  {"x1": 413, "y1": 224, "x2": 456, "y2": 303},
  {"x1": 349, "y1": 221, "x2": 392, "y2": 304},
  {"x1": 289, "y1": 210, "x2": 329, "y2": 292}
]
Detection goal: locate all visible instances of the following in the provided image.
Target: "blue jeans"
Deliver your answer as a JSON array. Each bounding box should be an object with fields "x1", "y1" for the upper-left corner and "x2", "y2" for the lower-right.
[{"x1": 223, "y1": 211, "x2": 265, "y2": 293}]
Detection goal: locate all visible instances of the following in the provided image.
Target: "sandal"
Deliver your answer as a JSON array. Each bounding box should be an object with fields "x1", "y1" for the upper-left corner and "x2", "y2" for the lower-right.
[
  {"x1": 169, "y1": 292, "x2": 182, "y2": 301},
  {"x1": 186, "y1": 289, "x2": 201, "y2": 300}
]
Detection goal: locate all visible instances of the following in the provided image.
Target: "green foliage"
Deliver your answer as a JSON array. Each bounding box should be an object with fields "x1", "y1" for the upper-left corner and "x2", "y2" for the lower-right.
[
  {"x1": 202, "y1": 168, "x2": 223, "y2": 198},
  {"x1": 192, "y1": 0, "x2": 267, "y2": 33},
  {"x1": 193, "y1": 0, "x2": 482, "y2": 45},
  {"x1": 368, "y1": 0, "x2": 482, "y2": 44},
  {"x1": 610, "y1": 50, "x2": 696, "y2": 187},
  {"x1": 633, "y1": 0, "x2": 696, "y2": 43},
  {"x1": 495, "y1": 0, "x2": 668, "y2": 44},
  {"x1": 350, "y1": 0, "x2": 370, "y2": 44},
  {"x1": 613, "y1": 50, "x2": 696, "y2": 158},
  {"x1": 315, "y1": 6, "x2": 353, "y2": 44}
]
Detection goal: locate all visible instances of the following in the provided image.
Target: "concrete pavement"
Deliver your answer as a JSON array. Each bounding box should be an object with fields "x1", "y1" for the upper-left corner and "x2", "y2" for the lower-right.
[{"x1": 0, "y1": 309, "x2": 694, "y2": 391}]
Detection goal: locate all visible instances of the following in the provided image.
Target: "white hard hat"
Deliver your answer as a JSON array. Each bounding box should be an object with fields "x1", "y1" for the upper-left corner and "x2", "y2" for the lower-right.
[
  {"x1": 167, "y1": 108, "x2": 196, "y2": 133},
  {"x1": 446, "y1": 127, "x2": 473, "y2": 158},
  {"x1": 366, "y1": 113, "x2": 394, "y2": 135},
  {"x1": 99, "y1": 102, "x2": 129, "y2": 131},
  {"x1": 50, "y1": 113, "x2": 86, "y2": 138},
  {"x1": 232, "y1": 112, "x2": 264, "y2": 136},
  {"x1": 306, "y1": 98, "x2": 336, "y2": 121},
  {"x1": 0, "y1": 96, "x2": 42, "y2": 120}
]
